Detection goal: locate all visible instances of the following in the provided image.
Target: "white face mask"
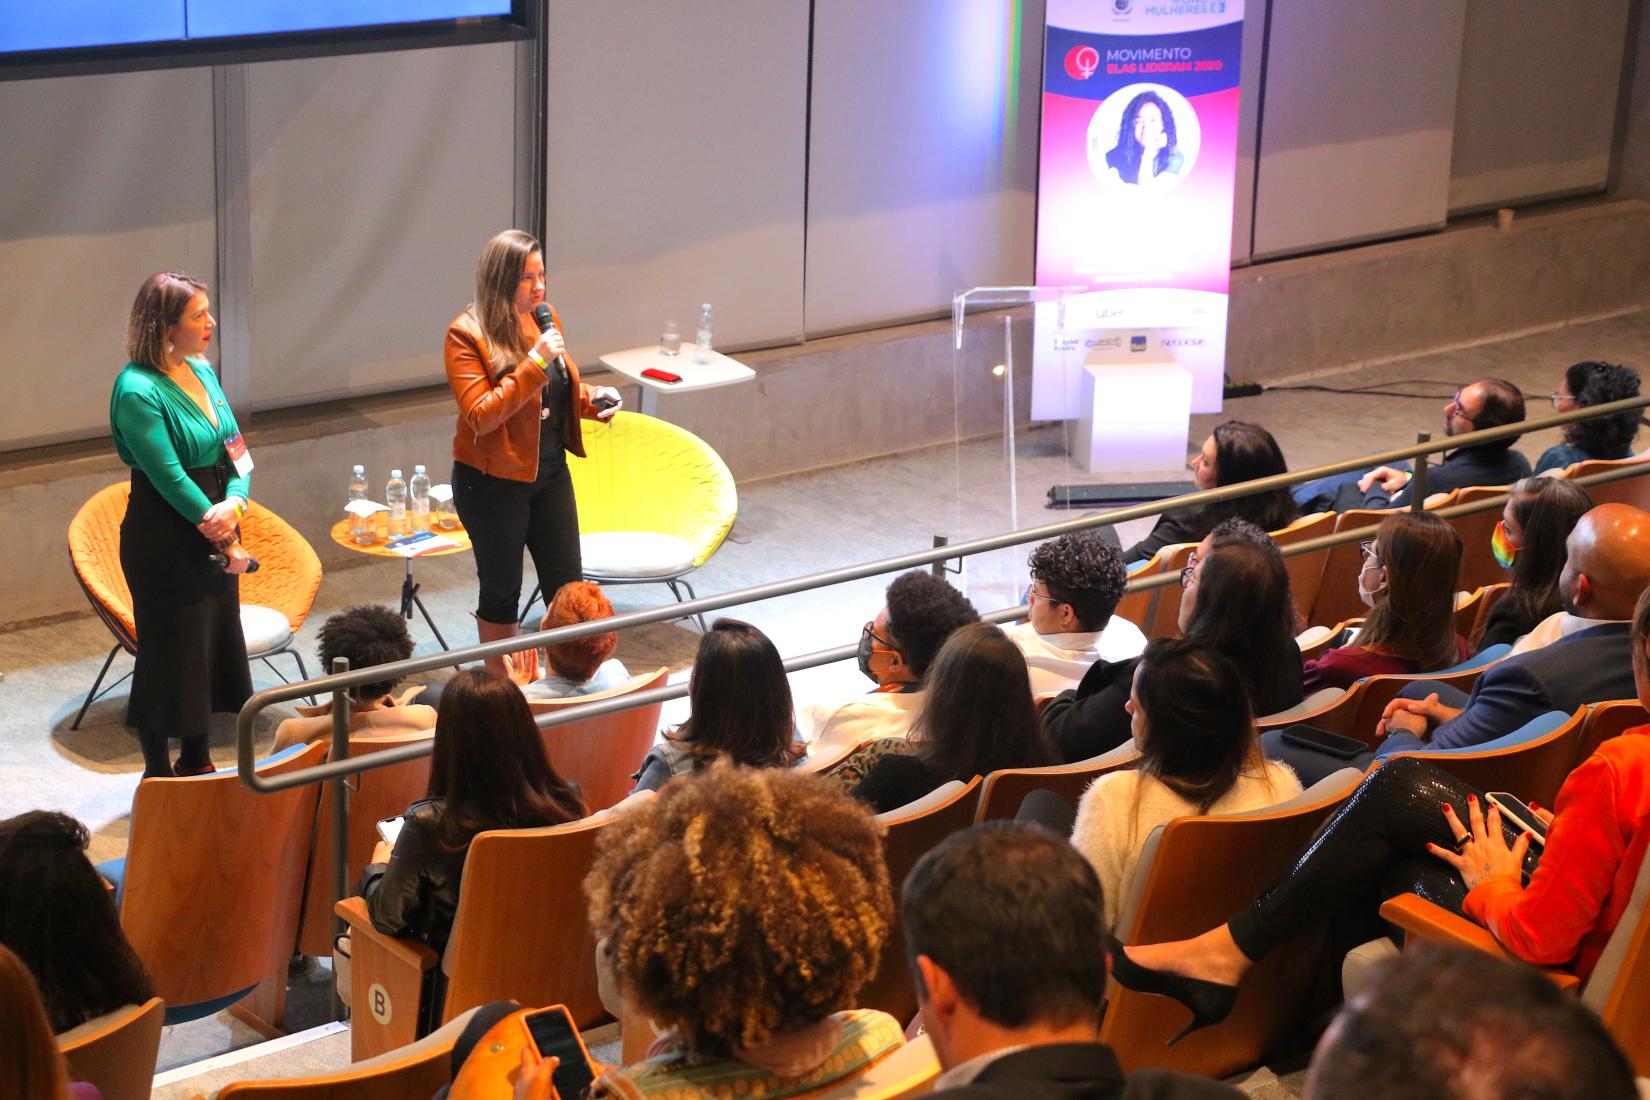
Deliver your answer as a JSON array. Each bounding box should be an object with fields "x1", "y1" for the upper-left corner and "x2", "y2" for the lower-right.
[{"x1": 1357, "y1": 566, "x2": 1386, "y2": 609}]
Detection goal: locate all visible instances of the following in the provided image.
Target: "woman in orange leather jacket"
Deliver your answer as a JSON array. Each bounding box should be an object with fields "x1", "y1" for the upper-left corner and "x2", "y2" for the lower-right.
[{"x1": 444, "y1": 230, "x2": 620, "y2": 673}]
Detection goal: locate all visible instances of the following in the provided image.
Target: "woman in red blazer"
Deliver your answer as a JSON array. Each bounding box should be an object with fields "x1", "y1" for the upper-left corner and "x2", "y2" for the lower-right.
[
  {"x1": 1107, "y1": 584, "x2": 1650, "y2": 1041},
  {"x1": 444, "y1": 230, "x2": 620, "y2": 674}
]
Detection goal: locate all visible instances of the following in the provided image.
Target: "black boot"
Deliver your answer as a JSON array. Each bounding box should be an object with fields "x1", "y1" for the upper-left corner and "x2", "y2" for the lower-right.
[{"x1": 136, "y1": 727, "x2": 174, "y2": 778}]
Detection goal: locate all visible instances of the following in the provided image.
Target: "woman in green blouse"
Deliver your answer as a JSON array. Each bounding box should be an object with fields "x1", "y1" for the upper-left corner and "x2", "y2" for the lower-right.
[{"x1": 110, "y1": 273, "x2": 253, "y2": 777}]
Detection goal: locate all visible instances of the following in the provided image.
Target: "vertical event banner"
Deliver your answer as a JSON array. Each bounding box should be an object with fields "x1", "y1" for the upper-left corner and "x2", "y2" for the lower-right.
[{"x1": 1031, "y1": 0, "x2": 1244, "y2": 420}]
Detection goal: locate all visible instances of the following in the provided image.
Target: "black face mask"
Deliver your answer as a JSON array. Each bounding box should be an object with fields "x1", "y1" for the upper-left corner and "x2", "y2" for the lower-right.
[{"x1": 856, "y1": 627, "x2": 878, "y2": 683}]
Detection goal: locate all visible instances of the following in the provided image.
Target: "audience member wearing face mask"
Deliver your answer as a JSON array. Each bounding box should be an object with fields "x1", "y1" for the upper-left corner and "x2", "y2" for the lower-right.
[
  {"x1": 1474, "y1": 477, "x2": 1592, "y2": 652},
  {"x1": 801, "y1": 571, "x2": 979, "y2": 753},
  {"x1": 1302, "y1": 511, "x2": 1467, "y2": 692},
  {"x1": 849, "y1": 624, "x2": 1059, "y2": 814}
]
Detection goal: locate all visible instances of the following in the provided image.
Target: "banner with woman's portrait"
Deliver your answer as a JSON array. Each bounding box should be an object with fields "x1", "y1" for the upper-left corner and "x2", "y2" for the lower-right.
[{"x1": 1032, "y1": 0, "x2": 1244, "y2": 422}]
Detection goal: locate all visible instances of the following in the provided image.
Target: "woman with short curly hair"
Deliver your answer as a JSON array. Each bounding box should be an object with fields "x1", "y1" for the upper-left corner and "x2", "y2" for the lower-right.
[
  {"x1": 585, "y1": 763, "x2": 905, "y2": 1097},
  {"x1": 1534, "y1": 361, "x2": 1644, "y2": 474}
]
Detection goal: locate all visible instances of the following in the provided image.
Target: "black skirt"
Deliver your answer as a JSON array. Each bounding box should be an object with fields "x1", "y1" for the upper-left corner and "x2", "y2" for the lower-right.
[{"x1": 119, "y1": 464, "x2": 252, "y2": 741}]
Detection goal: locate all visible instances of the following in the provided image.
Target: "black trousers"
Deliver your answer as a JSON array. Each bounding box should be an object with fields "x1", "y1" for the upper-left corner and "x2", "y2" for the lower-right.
[
  {"x1": 119, "y1": 465, "x2": 252, "y2": 774},
  {"x1": 1228, "y1": 756, "x2": 1542, "y2": 960},
  {"x1": 452, "y1": 457, "x2": 582, "y2": 625}
]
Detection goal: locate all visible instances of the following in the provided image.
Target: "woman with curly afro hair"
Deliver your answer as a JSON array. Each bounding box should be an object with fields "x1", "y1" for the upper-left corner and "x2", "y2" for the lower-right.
[{"x1": 584, "y1": 763, "x2": 906, "y2": 1098}]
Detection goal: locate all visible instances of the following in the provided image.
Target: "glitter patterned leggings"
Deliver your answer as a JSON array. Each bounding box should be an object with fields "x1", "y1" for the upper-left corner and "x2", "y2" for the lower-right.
[{"x1": 1228, "y1": 756, "x2": 1541, "y2": 960}]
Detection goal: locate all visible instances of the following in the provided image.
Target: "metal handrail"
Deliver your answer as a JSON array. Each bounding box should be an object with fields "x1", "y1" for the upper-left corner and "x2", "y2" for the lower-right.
[{"x1": 234, "y1": 391, "x2": 1650, "y2": 792}]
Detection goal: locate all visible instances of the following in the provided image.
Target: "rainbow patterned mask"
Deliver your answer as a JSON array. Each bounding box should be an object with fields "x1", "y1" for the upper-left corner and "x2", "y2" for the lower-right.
[{"x1": 1491, "y1": 520, "x2": 1518, "y2": 570}]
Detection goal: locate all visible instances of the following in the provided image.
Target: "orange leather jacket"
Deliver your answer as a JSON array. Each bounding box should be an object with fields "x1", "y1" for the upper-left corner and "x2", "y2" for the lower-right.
[{"x1": 444, "y1": 306, "x2": 601, "y2": 482}]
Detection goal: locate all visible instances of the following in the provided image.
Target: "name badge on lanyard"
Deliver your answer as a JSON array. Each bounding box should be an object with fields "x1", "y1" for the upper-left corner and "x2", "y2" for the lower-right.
[{"x1": 224, "y1": 432, "x2": 254, "y2": 478}]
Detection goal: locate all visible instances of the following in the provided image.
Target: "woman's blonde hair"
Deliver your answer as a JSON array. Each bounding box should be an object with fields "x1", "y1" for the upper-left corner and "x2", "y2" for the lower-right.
[
  {"x1": 474, "y1": 229, "x2": 540, "y2": 373},
  {"x1": 126, "y1": 271, "x2": 207, "y2": 371},
  {"x1": 585, "y1": 763, "x2": 890, "y2": 1057}
]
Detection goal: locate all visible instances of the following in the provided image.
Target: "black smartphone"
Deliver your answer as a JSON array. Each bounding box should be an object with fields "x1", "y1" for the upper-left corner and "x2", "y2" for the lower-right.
[
  {"x1": 1280, "y1": 725, "x2": 1368, "y2": 759},
  {"x1": 520, "y1": 1005, "x2": 597, "y2": 1098},
  {"x1": 1487, "y1": 792, "x2": 1548, "y2": 846}
]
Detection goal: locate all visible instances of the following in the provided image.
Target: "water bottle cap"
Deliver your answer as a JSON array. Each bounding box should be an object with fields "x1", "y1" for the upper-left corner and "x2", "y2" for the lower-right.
[
  {"x1": 414, "y1": 464, "x2": 426, "y2": 474},
  {"x1": 353, "y1": 464, "x2": 364, "y2": 475},
  {"x1": 701, "y1": 303, "x2": 711, "y2": 311},
  {"x1": 390, "y1": 469, "x2": 403, "y2": 478}
]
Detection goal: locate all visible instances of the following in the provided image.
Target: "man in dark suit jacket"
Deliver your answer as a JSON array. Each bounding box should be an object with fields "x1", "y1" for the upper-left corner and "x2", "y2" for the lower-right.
[
  {"x1": 906, "y1": 824, "x2": 1240, "y2": 1099},
  {"x1": 1265, "y1": 505, "x2": 1650, "y2": 784},
  {"x1": 1293, "y1": 378, "x2": 1531, "y2": 513}
]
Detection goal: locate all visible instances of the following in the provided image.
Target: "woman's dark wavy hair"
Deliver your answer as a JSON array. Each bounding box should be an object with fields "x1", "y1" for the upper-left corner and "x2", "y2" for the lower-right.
[
  {"x1": 1562, "y1": 361, "x2": 1644, "y2": 459},
  {"x1": 1358, "y1": 511, "x2": 1463, "y2": 671},
  {"x1": 1112, "y1": 90, "x2": 1180, "y2": 181},
  {"x1": 0, "y1": 812, "x2": 153, "y2": 1034},
  {"x1": 1133, "y1": 638, "x2": 1269, "y2": 816},
  {"x1": 1201, "y1": 420, "x2": 1296, "y2": 533},
  {"x1": 427, "y1": 669, "x2": 586, "y2": 848},
  {"x1": 911, "y1": 623, "x2": 1059, "y2": 782},
  {"x1": 670, "y1": 619, "x2": 802, "y2": 769},
  {"x1": 1475, "y1": 478, "x2": 1593, "y2": 647},
  {"x1": 1182, "y1": 539, "x2": 1302, "y2": 715}
]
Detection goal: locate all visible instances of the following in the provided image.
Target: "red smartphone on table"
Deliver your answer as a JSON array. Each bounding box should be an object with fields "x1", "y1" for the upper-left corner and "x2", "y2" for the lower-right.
[{"x1": 641, "y1": 367, "x2": 682, "y2": 383}]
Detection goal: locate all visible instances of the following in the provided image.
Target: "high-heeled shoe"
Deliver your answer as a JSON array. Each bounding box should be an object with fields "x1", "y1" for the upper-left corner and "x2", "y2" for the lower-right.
[
  {"x1": 173, "y1": 760, "x2": 216, "y2": 777},
  {"x1": 1108, "y1": 940, "x2": 1239, "y2": 1045}
]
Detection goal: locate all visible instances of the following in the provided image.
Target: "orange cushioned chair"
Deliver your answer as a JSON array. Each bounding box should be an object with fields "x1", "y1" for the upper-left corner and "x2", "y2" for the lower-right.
[{"x1": 67, "y1": 482, "x2": 323, "y2": 728}]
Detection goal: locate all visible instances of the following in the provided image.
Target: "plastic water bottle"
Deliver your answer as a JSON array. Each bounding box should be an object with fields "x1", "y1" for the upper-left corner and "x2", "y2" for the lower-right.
[
  {"x1": 410, "y1": 465, "x2": 431, "y2": 531},
  {"x1": 694, "y1": 303, "x2": 713, "y2": 363},
  {"x1": 386, "y1": 469, "x2": 409, "y2": 538},
  {"x1": 348, "y1": 464, "x2": 372, "y2": 544}
]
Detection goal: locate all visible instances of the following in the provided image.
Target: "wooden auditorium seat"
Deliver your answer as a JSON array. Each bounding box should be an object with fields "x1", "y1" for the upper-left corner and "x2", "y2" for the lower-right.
[
  {"x1": 527, "y1": 666, "x2": 669, "y2": 810},
  {"x1": 1100, "y1": 769, "x2": 1363, "y2": 1078},
  {"x1": 210, "y1": 1005, "x2": 482, "y2": 1100},
  {"x1": 1381, "y1": 835, "x2": 1650, "y2": 1075},
  {"x1": 1575, "y1": 699, "x2": 1650, "y2": 769},
  {"x1": 974, "y1": 741, "x2": 1140, "y2": 824},
  {"x1": 1385, "y1": 707, "x2": 1585, "y2": 807},
  {"x1": 1256, "y1": 647, "x2": 1511, "y2": 745},
  {"x1": 1448, "y1": 485, "x2": 1514, "y2": 594},
  {"x1": 855, "y1": 778, "x2": 983, "y2": 1025},
  {"x1": 1563, "y1": 455, "x2": 1650, "y2": 510},
  {"x1": 58, "y1": 996, "x2": 165, "y2": 1100},
  {"x1": 294, "y1": 729, "x2": 434, "y2": 959},
  {"x1": 337, "y1": 810, "x2": 620, "y2": 1060},
  {"x1": 102, "y1": 741, "x2": 327, "y2": 1032}
]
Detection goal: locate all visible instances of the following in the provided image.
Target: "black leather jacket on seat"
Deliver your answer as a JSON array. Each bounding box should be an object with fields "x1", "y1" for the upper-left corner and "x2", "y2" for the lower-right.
[{"x1": 360, "y1": 799, "x2": 472, "y2": 953}]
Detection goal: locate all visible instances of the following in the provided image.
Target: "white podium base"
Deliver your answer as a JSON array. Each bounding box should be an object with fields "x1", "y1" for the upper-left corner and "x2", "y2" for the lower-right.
[{"x1": 1075, "y1": 360, "x2": 1193, "y2": 474}]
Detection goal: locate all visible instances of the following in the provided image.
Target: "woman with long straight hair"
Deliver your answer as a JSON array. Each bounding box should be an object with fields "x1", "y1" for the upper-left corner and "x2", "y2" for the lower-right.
[
  {"x1": 444, "y1": 230, "x2": 623, "y2": 676},
  {"x1": 1121, "y1": 420, "x2": 1297, "y2": 564},
  {"x1": 363, "y1": 669, "x2": 586, "y2": 951},
  {"x1": 1475, "y1": 477, "x2": 1594, "y2": 651},
  {"x1": 1303, "y1": 511, "x2": 1465, "y2": 691},
  {"x1": 851, "y1": 623, "x2": 1059, "y2": 814},
  {"x1": 632, "y1": 619, "x2": 802, "y2": 792},
  {"x1": 1070, "y1": 638, "x2": 1300, "y2": 927}
]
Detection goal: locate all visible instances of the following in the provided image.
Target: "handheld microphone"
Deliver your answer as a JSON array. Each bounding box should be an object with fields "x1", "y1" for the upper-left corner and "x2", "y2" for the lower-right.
[
  {"x1": 210, "y1": 552, "x2": 260, "y2": 573},
  {"x1": 532, "y1": 303, "x2": 567, "y2": 373}
]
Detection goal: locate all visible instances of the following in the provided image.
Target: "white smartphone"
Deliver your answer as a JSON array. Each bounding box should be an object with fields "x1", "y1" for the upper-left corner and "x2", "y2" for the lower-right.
[
  {"x1": 376, "y1": 815, "x2": 404, "y2": 846},
  {"x1": 1486, "y1": 792, "x2": 1547, "y2": 847}
]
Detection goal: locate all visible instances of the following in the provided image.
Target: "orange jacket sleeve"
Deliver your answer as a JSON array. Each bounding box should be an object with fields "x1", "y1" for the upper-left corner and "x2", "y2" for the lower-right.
[
  {"x1": 444, "y1": 319, "x2": 550, "y2": 438},
  {"x1": 1463, "y1": 753, "x2": 1624, "y2": 966}
]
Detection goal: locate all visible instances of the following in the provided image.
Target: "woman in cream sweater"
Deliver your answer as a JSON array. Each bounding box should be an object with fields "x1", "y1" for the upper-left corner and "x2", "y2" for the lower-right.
[{"x1": 1071, "y1": 637, "x2": 1300, "y2": 928}]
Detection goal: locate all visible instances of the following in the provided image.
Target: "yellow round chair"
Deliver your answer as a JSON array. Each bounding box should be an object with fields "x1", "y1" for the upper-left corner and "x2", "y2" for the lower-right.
[
  {"x1": 66, "y1": 482, "x2": 323, "y2": 727},
  {"x1": 523, "y1": 411, "x2": 737, "y2": 629}
]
